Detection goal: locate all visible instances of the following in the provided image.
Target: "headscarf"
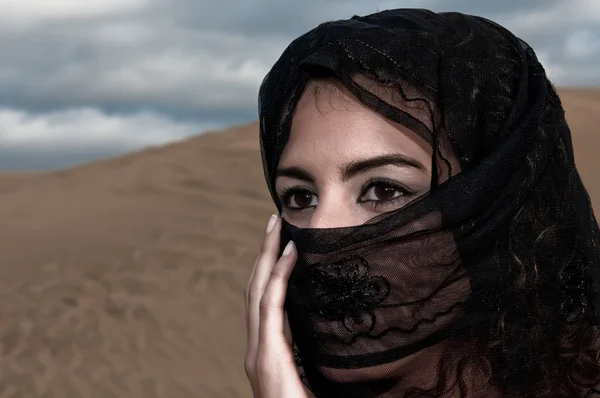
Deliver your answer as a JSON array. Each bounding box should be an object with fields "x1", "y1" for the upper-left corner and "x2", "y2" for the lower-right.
[{"x1": 258, "y1": 9, "x2": 600, "y2": 398}]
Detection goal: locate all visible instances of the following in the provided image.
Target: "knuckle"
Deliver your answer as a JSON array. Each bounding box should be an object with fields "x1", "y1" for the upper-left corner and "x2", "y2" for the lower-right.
[
  {"x1": 259, "y1": 296, "x2": 272, "y2": 312},
  {"x1": 256, "y1": 355, "x2": 271, "y2": 376},
  {"x1": 259, "y1": 295, "x2": 282, "y2": 312},
  {"x1": 270, "y1": 268, "x2": 285, "y2": 281}
]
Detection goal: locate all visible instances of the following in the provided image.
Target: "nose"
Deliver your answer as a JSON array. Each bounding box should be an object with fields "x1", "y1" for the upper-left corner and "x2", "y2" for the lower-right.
[{"x1": 308, "y1": 194, "x2": 362, "y2": 229}]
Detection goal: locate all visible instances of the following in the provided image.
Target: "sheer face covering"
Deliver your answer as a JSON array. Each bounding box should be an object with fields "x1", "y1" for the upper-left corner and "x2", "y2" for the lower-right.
[
  {"x1": 258, "y1": 8, "x2": 600, "y2": 398},
  {"x1": 280, "y1": 211, "x2": 470, "y2": 368}
]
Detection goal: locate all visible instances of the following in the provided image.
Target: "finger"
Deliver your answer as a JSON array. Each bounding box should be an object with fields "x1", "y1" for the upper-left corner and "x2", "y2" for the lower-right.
[
  {"x1": 245, "y1": 213, "x2": 279, "y2": 387},
  {"x1": 245, "y1": 258, "x2": 257, "y2": 330},
  {"x1": 245, "y1": 239, "x2": 264, "y2": 327},
  {"x1": 245, "y1": 214, "x2": 279, "y2": 327},
  {"x1": 245, "y1": 214, "x2": 276, "y2": 300},
  {"x1": 258, "y1": 240, "x2": 297, "y2": 357},
  {"x1": 246, "y1": 215, "x2": 282, "y2": 371},
  {"x1": 245, "y1": 214, "x2": 277, "y2": 307}
]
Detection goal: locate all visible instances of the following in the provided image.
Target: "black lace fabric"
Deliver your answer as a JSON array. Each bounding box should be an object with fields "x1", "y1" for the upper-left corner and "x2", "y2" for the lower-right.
[
  {"x1": 258, "y1": 9, "x2": 600, "y2": 398},
  {"x1": 282, "y1": 211, "x2": 469, "y2": 370}
]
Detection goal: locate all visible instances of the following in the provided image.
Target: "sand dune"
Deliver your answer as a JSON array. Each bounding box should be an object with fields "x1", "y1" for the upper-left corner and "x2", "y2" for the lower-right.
[{"x1": 0, "y1": 89, "x2": 598, "y2": 397}]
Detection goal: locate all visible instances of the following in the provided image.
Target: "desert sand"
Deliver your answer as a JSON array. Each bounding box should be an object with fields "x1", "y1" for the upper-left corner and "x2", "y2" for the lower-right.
[{"x1": 0, "y1": 88, "x2": 598, "y2": 397}]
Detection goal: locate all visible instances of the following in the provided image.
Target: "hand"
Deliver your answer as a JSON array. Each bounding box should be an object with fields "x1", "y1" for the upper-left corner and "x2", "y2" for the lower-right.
[{"x1": 245, "y1": 214, "x2": 314, "y2": 398}]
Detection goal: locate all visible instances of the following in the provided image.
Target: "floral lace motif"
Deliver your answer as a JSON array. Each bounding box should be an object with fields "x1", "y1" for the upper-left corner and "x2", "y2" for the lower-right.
[{"x1": 308, "y1": 255, "x2": 390, "y2": 333}]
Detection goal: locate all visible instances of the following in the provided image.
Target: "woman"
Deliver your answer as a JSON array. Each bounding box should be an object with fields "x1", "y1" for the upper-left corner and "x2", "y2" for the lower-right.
[{"x1": 244, "y1": 9, "x2": 600, "y2": 398}]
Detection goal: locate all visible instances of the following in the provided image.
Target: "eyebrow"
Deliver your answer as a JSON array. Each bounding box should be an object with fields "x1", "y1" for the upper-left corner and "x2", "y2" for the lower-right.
[{"x1": 275, "y1": 153, "x2": 428, "y2": 183}]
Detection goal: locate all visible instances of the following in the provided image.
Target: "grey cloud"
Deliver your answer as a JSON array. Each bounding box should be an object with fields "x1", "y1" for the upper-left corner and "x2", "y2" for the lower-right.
[
  {"x1": 0, "y1": 0, "x2": 598, "y2": 170},
  {"x1": 422, "y1": 0, "x2": 566, "y2": 16},
  {"x1": 151, "y1": 0, "x2": 382, "y2": 37},
  {"x1": 0, "y1": 18, "x2": 276, "y2": 117},
  {"x1": 149, "y1": 0, "x2": 563, "y2": 39},
  {"x1": 1, "y1": 0, "x2": 597, "y2": 123}
]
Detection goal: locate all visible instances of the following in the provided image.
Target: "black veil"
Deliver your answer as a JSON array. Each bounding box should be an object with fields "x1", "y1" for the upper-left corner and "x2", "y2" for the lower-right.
[{"x1": 258, "y1": 9, "x2": 600, "y2": 397}]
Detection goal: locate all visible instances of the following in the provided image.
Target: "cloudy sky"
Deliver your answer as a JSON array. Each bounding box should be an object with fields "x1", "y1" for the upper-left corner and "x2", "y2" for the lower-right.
[{"x1": 0, "y1": 0, "x2": 599, "y2": 170}]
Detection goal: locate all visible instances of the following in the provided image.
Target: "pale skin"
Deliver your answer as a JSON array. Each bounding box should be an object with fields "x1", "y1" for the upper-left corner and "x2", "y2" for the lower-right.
[{"x1": 244, "y1": 80, "x2": 499, "y2": 397}]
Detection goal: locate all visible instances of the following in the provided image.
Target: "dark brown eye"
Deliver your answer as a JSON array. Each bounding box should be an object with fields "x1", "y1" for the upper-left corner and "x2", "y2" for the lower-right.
[
  {"x1": 374, "y1": 185, "x2": 398, "y2": 200},
  {"x1": 285, "y1": 191, "x2": 317, "y2": 209},
  {"x1": 362, "y1": 183, "x2": 403, "y2": 202}
]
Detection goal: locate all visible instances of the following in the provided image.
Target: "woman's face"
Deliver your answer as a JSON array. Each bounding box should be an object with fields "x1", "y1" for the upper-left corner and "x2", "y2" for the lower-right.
[{"x1": 275, "y1": 80, "x2": 434, "y2": 228}]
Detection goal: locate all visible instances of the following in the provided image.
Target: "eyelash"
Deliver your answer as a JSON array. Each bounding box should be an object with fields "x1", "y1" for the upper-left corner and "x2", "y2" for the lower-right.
[{"x1": 278, "y1": 178, "x2": 415, "y2": 213}]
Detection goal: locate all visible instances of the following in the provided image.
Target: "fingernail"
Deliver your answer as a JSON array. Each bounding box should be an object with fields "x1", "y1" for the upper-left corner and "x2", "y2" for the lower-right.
[
  {"x1": 266, "y1": 214, "x2": 278, "y2": 234},
  {"x1": 282, "y1": 241, "x2": 295, "y2": 256}
]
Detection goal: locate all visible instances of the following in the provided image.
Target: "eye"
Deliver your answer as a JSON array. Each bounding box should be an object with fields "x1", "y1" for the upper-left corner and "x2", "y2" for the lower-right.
[
  {"x1": 359, "y1": 178, "x2": 413, "y2": 210},
  {"x1": 280, "y1": 188, "x2": 318, "y2": 210},
  {"x1": 361, "y1": 183, "x2": 403, "y2": 201}
]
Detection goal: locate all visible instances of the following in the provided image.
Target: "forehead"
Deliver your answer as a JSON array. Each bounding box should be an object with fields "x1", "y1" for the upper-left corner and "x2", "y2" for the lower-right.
[{"x1": 280, "y1": 79, "x2": 432, "y2": 168}]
